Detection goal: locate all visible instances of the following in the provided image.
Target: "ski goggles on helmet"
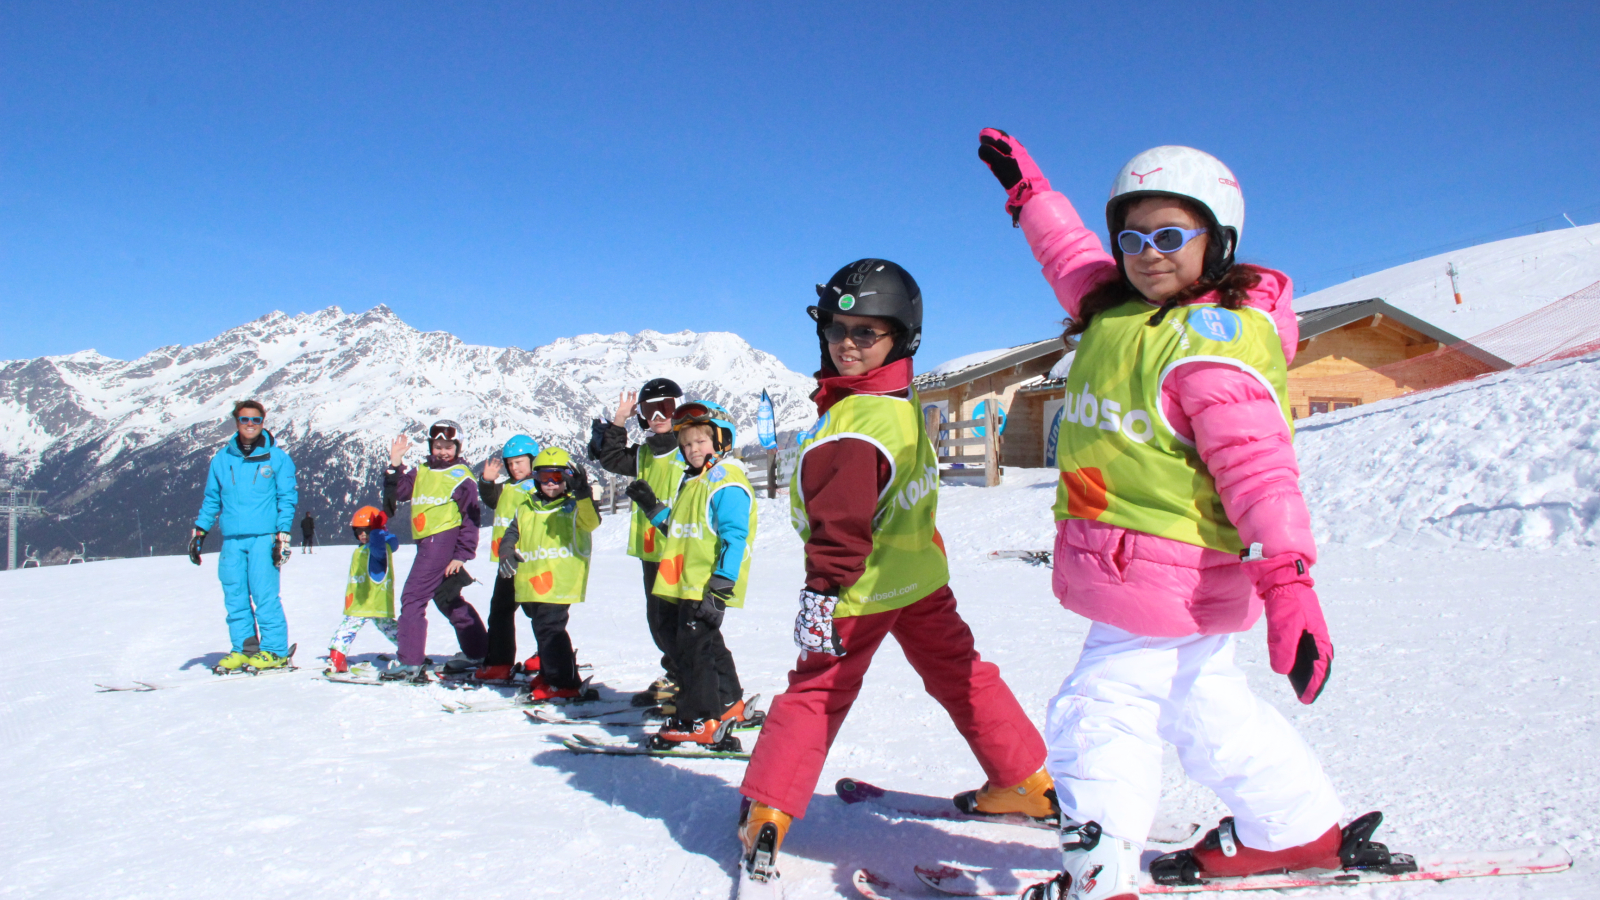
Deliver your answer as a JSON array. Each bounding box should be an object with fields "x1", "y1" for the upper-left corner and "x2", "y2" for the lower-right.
[
  {"x1": 236, "y1": 415, "x2": 263, "y2": 424},
  {"x1": 428, "y1": 423, "x2": 458, "y2": 440},
  {"x1": 533, "y1": 468, "x2": 567, "y2": 485},
  {"x1": 640, "y1": 397, "x2": 677, "y2": 422},
  {"x1": 671, "y1": 402, "x2": 717, "y2": 429},
  {"x1": 1116, "y1": 226, "x2": 1207, "y2": 256},
  {"x1": 821, "y1": 322, "x2": 895, "y2": 348}
]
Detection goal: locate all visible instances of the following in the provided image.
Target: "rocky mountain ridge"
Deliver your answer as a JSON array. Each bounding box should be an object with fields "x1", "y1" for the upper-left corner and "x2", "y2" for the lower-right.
[{"x1": 0, "y1": 306, "x2": 818, "y2": 559}]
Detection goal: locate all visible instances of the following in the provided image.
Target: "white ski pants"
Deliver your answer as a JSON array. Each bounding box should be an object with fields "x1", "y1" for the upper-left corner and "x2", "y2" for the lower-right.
[{"x1": 1045, "y1": 623, "x2": 1343, "y2": 852}]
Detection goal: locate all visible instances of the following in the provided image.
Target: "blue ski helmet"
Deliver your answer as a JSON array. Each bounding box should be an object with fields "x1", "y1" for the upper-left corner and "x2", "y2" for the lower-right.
[
  {"x1": 501, "y1": 434, "x2": 540, "y2": 464},
  {"x1": 672, "y1": 399, "x2": 737, "y2": 455}
]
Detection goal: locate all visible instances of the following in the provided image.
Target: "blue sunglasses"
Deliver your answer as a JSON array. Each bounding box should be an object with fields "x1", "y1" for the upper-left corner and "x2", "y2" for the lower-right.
[
  {"x1": 1117, "y1": 226, "x2": 1207, "y2": 256},
  {"x1": 236, "y1": 416, "x2": 263, "y2": 424}
]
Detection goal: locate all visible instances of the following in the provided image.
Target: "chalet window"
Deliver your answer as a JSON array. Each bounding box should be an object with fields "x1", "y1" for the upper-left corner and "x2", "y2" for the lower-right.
[{"x1": 1307, "y1": 397, "x2": 1361, "y2": 416}]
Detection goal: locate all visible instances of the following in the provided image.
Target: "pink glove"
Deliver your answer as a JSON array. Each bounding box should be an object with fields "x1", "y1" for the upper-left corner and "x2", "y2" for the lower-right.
[
  {"x1": 1242, "y1": 551, "x2": 1333, "y2": 704},
  {"x1": 978, "y1": 128, "x2": 1052, "y2": 225}
]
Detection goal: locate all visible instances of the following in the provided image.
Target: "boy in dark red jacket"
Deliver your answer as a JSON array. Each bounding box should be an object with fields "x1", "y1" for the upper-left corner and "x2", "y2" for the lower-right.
[{"x1": 736, "y1": 259, "x2": 1052, "y2": 885}]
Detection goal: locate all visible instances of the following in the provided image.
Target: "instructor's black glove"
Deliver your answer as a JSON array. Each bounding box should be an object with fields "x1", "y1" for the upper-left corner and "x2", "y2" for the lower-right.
[
  {"x1": 188, "y1": 529, "x2": 206, "y2": 566},
  {"x1": 697, "y1": 576, "x2": 734, "y2": 629}
]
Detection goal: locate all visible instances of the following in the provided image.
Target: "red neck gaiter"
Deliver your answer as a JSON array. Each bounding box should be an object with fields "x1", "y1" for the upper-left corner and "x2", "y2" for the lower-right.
[{"x1": 812, "y1": 358, "x2": 915, "y2": 415}]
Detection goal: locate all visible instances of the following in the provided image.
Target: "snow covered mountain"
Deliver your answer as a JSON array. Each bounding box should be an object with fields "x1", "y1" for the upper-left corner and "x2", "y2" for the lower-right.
[
  {"x1": 1294, "y1": 223, "x2": 1600, "y2": 339},
  {"x1": 0, "y1": 306, "x2": 818, "y2": 559}
]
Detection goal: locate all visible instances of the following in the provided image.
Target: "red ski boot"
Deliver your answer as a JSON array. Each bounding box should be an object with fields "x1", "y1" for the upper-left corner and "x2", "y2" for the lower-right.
[
  {"x1": 1150, "y1": 816, "x2": 1342, "y2": 884},
  {"x1": 324, "y1": 649, "x2": 348, "y2": 675},
  {"x1": 474, "y1": 664, "x2": 514, "y2": 682},
  {"x1": 526, "y1": 675, "x2": 584, "y2": 701}
]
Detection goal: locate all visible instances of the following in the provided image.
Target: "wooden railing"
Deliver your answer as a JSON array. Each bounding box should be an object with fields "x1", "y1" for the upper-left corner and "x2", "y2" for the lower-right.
[{"x1": 926, "y1": 403, "x2": 1001, "y2": 487}]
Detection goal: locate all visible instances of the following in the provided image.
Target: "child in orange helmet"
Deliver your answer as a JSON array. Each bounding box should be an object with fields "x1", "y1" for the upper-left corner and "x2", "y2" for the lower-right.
[{"x1": 325, "y1": 506, "x2": 401, "y2": 674}]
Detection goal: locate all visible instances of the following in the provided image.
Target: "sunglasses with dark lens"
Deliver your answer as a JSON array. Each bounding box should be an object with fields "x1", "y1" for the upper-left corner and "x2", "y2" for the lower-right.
[
  {"x1": 821, "y1": 322, "x2": 894, "y2": 348},
  {"x1": 1116, "y1": 226, "x2": 1207, "y2": 256},
  {"x1": 429, "y1": 424, "x2": 457, "y2": 440},
  {"x1": 237, "y1": 416, "x2": 264, "y2": 425},
  {"x1": 534, "y1": 469, "x2": 566, "y2": 485},
  {"x1": 640, "y1": 398, "x2": 677, "y2": 421}
]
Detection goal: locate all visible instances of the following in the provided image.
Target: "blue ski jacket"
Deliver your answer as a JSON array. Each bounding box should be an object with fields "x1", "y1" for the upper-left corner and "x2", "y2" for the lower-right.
[{"x1": 194, "y1": 431, "x2": 299, "y2": 538}]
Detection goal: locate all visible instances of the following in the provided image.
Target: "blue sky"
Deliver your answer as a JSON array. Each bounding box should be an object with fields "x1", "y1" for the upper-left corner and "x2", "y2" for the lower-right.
[{"x1": 3, "y1": 1, "x2": 1597, "y2": 374}]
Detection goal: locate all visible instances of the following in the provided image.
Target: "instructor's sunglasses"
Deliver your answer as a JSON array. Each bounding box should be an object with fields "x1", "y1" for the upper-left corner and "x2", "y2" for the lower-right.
[
  {"x1": 821, "y1": 322, "x2": 895, "y2": 348},
  {"x1": 640, "y1": 398, "x2": 677, "y2": 422},
  {"x1": 1116, "y1": 226, "x2": 1207, "y2": 256},
  {"x1": 429, "y1": 424, "x2": 457, "y2": 440},
  {"x1": 236, "y1": 416, "x2": 263, "y2": 424}
]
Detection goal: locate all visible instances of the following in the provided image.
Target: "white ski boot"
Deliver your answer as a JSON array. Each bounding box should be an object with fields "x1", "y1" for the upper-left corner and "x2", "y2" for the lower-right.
[{"x1": 1022, "y1": 820, "x2": 1140, "y2": 900}]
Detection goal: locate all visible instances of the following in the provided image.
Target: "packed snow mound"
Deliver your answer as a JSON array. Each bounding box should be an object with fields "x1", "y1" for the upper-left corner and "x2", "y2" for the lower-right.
[
  {"x1": 1296, "y1": 351, "x2": 1600, "y2": 550},
  {"x1": 1294, "y1": 224, "x2": 1600, "y2": 339}
]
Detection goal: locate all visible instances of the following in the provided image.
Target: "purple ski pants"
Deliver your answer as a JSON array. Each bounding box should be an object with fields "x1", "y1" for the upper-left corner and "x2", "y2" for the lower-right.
[{"x1": 395, "y1": 530, "x2": 488, "y2": 665}]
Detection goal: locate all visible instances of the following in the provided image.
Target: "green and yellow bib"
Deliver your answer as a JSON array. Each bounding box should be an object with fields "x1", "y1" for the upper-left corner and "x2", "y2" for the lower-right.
[
  {"x1": 789, "y1": 391, "x2": 949, "y2": 618},
  {"x1": 511, "y1": 495, "x2": 600, "y2": 605},
  {"x1": 343, "y1": 543, "x2": 395, "y2": 618},
  {"x1": 653, "y1": 459, "x2": 757, "y2": 606},
  {"x1": 410, "y1": 464, "x2": 475, "y2": 540},
  {"x1": 490, "y1": 480, "x2": 537, "y2": 562},
  {"x1": 629, "y1": 443, "x2": 687, "y2": 562},
  {"x1": 1053, "y1": 300, "x2": 1292, "y2": 553}
]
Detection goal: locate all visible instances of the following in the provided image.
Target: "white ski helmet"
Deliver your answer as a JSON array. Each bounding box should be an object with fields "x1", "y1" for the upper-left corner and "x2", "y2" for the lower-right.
[{"x1": 1107, "y1": 146, "x2": 1245, "y2": 261}]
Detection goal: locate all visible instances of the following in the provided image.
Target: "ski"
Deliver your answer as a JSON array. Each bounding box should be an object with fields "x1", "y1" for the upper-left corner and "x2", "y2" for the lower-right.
[
  {"x1": 526, "y1": 693, "x2": 763, "y2": 728},
  {"x1": 98, "y1": 663, "x2": 303, "y2": 692},
  {"x1": 440, "y1": 685, "x2": 605, "y2": 714},
  {"x1": 836, "y1": 778, "x2": 1197, "y2": 843},
  {"x1": 532, "y1": 707, "x2": 767, "y2": 732},
  {"x1": 986, "y1": 550, "x2": 1052, "y2": 567},
  {"x1": 852, "y1": 869, "x2": 918, "y2": 900},
  {"x1": 910, "y1": 845, "x2": 1572, "y2": 896},
  {"x1": 559, "y1": 732, "x2": 752, "y2": 760}
]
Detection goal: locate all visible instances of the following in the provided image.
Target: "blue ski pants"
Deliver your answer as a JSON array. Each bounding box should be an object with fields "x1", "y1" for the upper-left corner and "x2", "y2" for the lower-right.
[{"x1": 218, "y1": 534, "x2": 290, "y2": 655}]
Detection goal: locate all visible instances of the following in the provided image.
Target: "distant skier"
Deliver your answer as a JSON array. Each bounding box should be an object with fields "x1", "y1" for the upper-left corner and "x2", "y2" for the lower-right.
[
  {"x1": 190, "y1": 399, "x2": 298, "y2": 673},
  {"x1": 475, "y1": 434, "x2": 542, "y2": 681},
  {"x1": 382, "y1": 420, "x2": 489, "y2": 681},
  {"x1": 978, "y1": 131, "x2": 1342, "y2": 898},
  {"x1": 736, "y1": 261, "x2": 1051, "y2": 884},
  {"x1": 325, "y1": 506, "x2": 400, "y2": 674},
  {"x1": 492, "y1": 447, "x2": 600, "y2": 699},
  {"x1": 594, "y1": 378, "x2": 688, "y2": 708},
  {"x1": 624, "y1": 400, "x2": 755, "y2": 746},
  {"x1": 300, "y1": 512, "x2": 315, "y2": 554}
]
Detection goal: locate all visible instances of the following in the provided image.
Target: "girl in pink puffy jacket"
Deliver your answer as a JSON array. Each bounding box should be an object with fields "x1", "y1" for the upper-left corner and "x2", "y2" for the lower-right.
[{"x1": 978, "y1": 132, "x2": 1368, "y2": 900}]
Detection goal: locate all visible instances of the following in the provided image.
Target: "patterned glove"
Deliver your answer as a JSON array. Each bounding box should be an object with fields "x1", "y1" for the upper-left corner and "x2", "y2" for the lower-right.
[
  {"x1": 794, "y1": 588, "x2": 845, "y2": 658},
  {"x1": 497, "y1": 547, "x2": 521, "y2": 580},
  {"x1": 273, "y1": 533, "x2": 293, "y2": 569}
]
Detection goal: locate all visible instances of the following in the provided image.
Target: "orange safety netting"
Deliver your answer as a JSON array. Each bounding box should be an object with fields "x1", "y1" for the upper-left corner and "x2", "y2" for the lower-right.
[{"x1": 1293, "y1": 278, "x2": 1600, "y2": 403}]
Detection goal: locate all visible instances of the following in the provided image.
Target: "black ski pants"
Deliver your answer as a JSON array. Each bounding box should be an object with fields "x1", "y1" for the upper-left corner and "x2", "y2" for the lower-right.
[
  {"x1": 641, "y1": 561, "x2": 680, "y2": 681},
  {"x1": 483, "y1": 575, "x2": 580, "y2": 688},
  {"x1": 660, "y1": 594, "x2": 742, "y2": 722}
]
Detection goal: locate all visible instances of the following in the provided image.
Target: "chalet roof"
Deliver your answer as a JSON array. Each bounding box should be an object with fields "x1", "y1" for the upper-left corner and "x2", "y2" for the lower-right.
[
  {"x1": 913, "y1": 336, "x2": 1069, "y2": 390},
  {"x1": 1296, "y1": 298, "x2": 1511, "y2": 370}
]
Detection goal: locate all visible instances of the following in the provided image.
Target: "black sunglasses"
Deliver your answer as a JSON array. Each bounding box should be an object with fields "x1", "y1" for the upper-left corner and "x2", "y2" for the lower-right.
[{"x1": 822, "y1": 322, "x2": 895, "y2": 348}]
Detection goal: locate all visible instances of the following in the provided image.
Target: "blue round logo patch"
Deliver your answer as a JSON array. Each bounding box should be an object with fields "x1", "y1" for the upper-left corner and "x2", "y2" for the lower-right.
[
  {"x1": 1191, "y1": 307, "x2": 1241, "y2": 342},
  {"x1": 707, "y1": 465, "x2": 726, "y2": 483}
]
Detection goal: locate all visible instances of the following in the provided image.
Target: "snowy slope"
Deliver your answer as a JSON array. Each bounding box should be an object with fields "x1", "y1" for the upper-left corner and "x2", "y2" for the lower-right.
[
  {"x1": 1296, "y1": 351, "x2": 1600, "y2": 550},
  {"x1": 1293, "y1": 224, "x2": 1600, "y2": 339},
  {"x1": 3, "y1": 475, "x2": 1595, "y2": 898},
  {"x1": 0, "y1": 307, "x2": 817, "y2": 558}
]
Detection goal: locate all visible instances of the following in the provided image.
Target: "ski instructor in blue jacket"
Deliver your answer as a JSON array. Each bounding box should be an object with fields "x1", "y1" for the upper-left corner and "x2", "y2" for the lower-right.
[{"x1": 190, "y1": 399, "x2": 299, "y2": 673}]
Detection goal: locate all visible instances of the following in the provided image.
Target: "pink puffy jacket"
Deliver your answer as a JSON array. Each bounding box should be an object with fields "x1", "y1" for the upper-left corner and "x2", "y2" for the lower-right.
[{"x1": 1021, "y1": 191, "x2": 1316, "y2": 637}]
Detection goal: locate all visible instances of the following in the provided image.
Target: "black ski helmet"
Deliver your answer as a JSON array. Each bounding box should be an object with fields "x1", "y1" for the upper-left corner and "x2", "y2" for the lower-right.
[
  {"x1": 808, "y1": 259, "x2": 923, "y2": 370},
  {"x1": 636, "y1": 378, "x2": 683, "y2": 428}
]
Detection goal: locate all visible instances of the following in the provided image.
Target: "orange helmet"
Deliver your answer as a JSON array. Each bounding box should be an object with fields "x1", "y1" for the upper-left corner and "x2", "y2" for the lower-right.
[{"x1": 350, "y1": 506, "x2": 387, "y2": 529}]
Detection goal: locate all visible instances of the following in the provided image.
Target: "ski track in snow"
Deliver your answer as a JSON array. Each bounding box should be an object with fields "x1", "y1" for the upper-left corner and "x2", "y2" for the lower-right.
[{"x1": 7, "y1": 358, "x2": 1600, "y2": 896}]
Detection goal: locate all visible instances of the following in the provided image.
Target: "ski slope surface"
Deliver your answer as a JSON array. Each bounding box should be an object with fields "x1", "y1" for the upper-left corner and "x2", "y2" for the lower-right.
[
  {"x1": 5, "y1": 360, "x2": 1600, "y2": 898},
  {"x1": 1293, "y1": 223, "x2": 1600, "y2": 340}
]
